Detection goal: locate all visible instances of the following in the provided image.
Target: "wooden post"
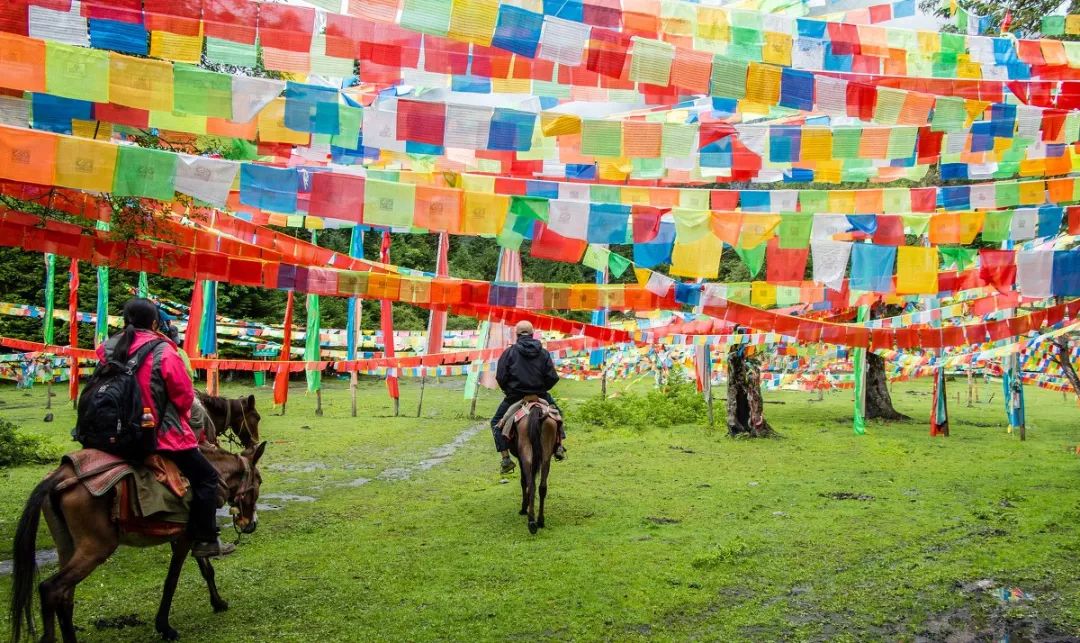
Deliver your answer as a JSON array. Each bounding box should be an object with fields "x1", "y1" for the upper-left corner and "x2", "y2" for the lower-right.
[
  {"x1": 393, "y1": 396, "x2": 400, "y2": 417},
  {"x1": 45, "y1": 379, "x2": 52, "y2": 410},
  {"x1": 600, "y1": 363, "x2": 607, "y2": 400},
  {"x1": 469, "y1": 394, "x2": 479, "y2": 420},
  {"x1": 417, "y1": 368, "x2": 427, "y2": 418},
  {"x1": 350, "y1": 371, "x2": 358, "y2": 417},
  {"x1": 706, "y1": 384, "x2": 714, "y2": 427},
  {"x1": 315, "y1": 388, "x2": 323, "y2": 417},
  {"x1": 967, "y1": 368, "x2": 975, "y2": 407}
]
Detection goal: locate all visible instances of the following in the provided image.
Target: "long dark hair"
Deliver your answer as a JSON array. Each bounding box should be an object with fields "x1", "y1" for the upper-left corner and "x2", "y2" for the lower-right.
[{"x1": 111, "y1": 298, "x2": 159, "y2": 359}]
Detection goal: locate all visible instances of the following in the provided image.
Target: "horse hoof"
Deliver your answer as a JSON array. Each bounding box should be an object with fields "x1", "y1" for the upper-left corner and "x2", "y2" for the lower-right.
[
  {"x1": 518, "y1": 508, "x2": 527, "y2": 516},
  {"x1": 537, "y1": 520, "x2": 545, "y2": 529},
  {"x1": 213, "y1": 601, "x2": 230, "y2": 613},
  {"x1": 528, "y1": 521, "x2": 538, "y2": 534},
  {"x1": 157, "y1": 626, "x2": 180, "y2": 641}
]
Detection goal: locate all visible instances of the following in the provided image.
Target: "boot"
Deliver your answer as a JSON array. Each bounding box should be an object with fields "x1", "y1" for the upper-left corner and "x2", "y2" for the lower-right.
[
  {"x1": 191, "y1": 538, "x2": 237, "y2": 559},
  {"x1": 554, "y1": 444, "x2": 566, "y2": 461},
  {"x1": 500, "y1": 455, "x2": 516, "y2": 474}
]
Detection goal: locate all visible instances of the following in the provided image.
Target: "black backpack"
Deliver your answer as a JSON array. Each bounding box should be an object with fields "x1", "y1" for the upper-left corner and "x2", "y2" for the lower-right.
[{"x1": 73, "y1": 338, "x2": 164, "y2": 459}]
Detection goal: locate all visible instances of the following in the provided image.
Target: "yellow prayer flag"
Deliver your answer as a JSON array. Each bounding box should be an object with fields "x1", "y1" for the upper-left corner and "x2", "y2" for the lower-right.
[
  {"x1": 447, "y1": 0, "x2": 499, "y2": 46},
  {"x1": 750, "y1": 281, "x2": 777, "y2": 308},
  {"x1": 800, "y1": 129, "x2": 832, "y2": 162},
  {"x1": 71, "y1": 120, "x2": 112, "y2": 140},
  {"x1": 762, "y1": 32, "x2": 791, "y2": 67},
  {"x1": 461, "y1": 191, "x2": 508, "y2": 235},
  {"x1": 620, "y1": 187, "x2": 652, "y2": 205},
  {"x1": 55, "y1": 136, "x2": 118, "y2": 192},
  {"x1": 670, "y1": 234, "x2": 723, "y2": 279},
  {"x1": 149, "y1": 30, "x2": 204, "y2": 64},
  {"x1": 672, "y1": 208, "x2": 711, "y2": 243},
  {"x1": 896, "y1": 246, "x2": 938, "y2": 295},
  {"x1": 696, "y1": 7, "x2": 730, "y2": 41},
  {"x1": 597, "y1": 159, "x2": 631, "y2": 181},
  {"x1": 109, "y1": 53, "x2": 174, "y2": 112},
  {"x1": 541, "y1": 113, "x2": 581, "y2": 137},
  {"x1": 745, "y1": 63, "x2": 781, "y2": 106},
  {"x1": 826, "y1": 190, "x2": 856, "y2": 214},
  {"x1": 737, "y1": 214, "x2": 780, "y2": 249}
]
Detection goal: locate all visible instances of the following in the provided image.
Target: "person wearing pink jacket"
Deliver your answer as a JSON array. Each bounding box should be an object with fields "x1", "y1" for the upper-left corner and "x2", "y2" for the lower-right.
[{"x1": 96, "y1": 298, "x2": 234, "y2": 558}]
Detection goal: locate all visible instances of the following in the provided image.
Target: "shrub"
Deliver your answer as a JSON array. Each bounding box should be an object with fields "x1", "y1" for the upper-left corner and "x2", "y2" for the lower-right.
[
  {"x1": 573, "y1": 377, "x2": 708, "y2": 431},
  {"x1": 0, "y1": 418, "x2": 59, "y2": 468}
]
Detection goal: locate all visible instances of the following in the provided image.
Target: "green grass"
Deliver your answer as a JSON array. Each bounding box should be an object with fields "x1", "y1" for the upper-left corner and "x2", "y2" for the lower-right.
[{"x1": 1, "y1": 375, "x2": 1080, "y2": 641}]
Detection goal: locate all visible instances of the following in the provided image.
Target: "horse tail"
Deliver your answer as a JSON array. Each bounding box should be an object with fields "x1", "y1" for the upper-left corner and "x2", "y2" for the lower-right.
[
  {"x1": 527, "y1": 405, "x2": 543, "y2": 478},
  {"x1": 10, "y1": 474, "x2": 57, "y2": 642}
]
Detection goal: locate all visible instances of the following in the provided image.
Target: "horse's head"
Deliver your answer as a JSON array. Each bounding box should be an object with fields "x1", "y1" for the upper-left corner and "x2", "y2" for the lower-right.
[
  {"x1": 235, "y1": 394, "x2": 261, "y2": 448},
  {"x1": 209, "y1": 441, "x2": 266, "y2": 535}
]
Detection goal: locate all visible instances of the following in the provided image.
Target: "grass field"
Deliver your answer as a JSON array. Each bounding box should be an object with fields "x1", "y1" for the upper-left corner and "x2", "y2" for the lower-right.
[{"x1": 1, "y1": 375, "x2": 1079, "y2": 641}]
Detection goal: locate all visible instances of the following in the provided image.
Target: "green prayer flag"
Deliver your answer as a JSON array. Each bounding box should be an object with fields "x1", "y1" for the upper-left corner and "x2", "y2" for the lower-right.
[
  {"x1": 832, "y1": 128, "x2": 861, "y2": 159},
  {"x1": 305, "y1": 231, "x2": 321, "y2": 392},
  {"x1": 775, "y1": 285, "x2": 800, "y2": 307},
  {"x1": 902, "y1": 214, "x2": 930, "y2": 236},
  {"x1": 401, "y1": 0, "x2": 453, "y2": 35},
  {"x1": 734, "y1": 243, "x2": 766, "y2": 278},
  {"x1": 886, "y1": 127, "x2": 917, "y2": 159},
  {"x1": 137, "y1": 272, "x2": 149, "y2": 298},
  {"x1": 582, "y1": 245, "x2": 609, "y2": 272},
  {"x1": 710, "y1": 57, "x2": 747, "y2": 100},
  {"x1": 581, "y1": 120, "x2": 623, "y2": 157},
  {"x1": 662, "y1": 122, "x2": 698, "y2": 157},
  {"x1": 931, "y1": 97, "x2": 965, "y2": 132},
  {"x1": 205, "y1": 37, "x2": 257, "y2": 67},
  {"x1": 43, "y1": 254, "x2": 55, "y2": 345},
  {"x1": 981, "y1": 210, "x2": 1013, "y2": 242},
  {"x1": 1043, "y1": 16, "x2": 1066, "y2": 36},
  {"x1": 778, "y1": 213, "x2": 812, "y2": 249},
  {"x1": 331, "y1": 105, "x2": 363, "y2": 150},
  {"x1": 509, "y1": 195, "x2": 550, "y2": 222},
  {"x1": 174, "y1": 65, "x2": 232, "y2": 119},
  {"x1": 46, "y1": 42, "x2": 109, "y2": 103},
  {"x1": 113, "y1": 145, "x2": 177, "y2": 200},
  {"x1": 939, "y1": 247, "x2": 977, "y2": 270},
  {"x1": 590, "y1": 185, "x2": 621, "y2": 204},
  {"x1": 726, "y1": 283, "x2": 751, "y2": 304},
  {"x1": 852, "y1": 304, "x2": 870, "y2": 435},
  {"x1": 799, "y1": 190, "x2": 828, "y2": 213},
  {"x1": 363, "y1": 179, "x2": 416, "y2": 228},
  {"x1": 608, "y1": 252, "x2": 631, "y2": 278},
  {"x1": 995, "y1": 181, "x2": 1020, "y2": 208}
]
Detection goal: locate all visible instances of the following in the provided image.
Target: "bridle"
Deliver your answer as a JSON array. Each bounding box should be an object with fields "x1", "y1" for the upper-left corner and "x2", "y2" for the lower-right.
[
  {"x1": 219, "y1": 451, "x2": 257, "y2": 543},
  {"x1": 210, "y1": 397, "x2": 254, "y2": 449}
]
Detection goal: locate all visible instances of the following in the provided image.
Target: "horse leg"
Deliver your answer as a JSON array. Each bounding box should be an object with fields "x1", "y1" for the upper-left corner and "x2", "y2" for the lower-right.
[
  {"x1": 538, "y1": 459, "x2": 550, "y2": 529},
  {"x1": 41, "y1": 498, "x2": 75, "y2": 643},
  {"x1": 196, "y1": 555, "x2": 229, "y2": 613},
  {"x1": 518, "y1": 459, "x2": 528, "y2": 516},
  {"x1": 154, "y1": 540, "x2": 190, "y2": 640},
  {"x1": 42, "y1": 491, "x2": 116, "y2": 643}
]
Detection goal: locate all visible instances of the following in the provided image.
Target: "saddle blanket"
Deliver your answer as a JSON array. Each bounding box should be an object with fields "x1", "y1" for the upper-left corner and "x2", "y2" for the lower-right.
[
  {"x1": 499, "y1": 399, "x2": 563, "y2": 441},
  {"x1": 57, "y1": 450, "x2": 192, "y2": 536}
]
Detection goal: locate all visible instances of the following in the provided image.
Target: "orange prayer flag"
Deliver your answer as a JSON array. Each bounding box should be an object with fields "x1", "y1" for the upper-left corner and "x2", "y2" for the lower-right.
[
  {"x1": 0, "y1": 126, "x2": 57, "y2": 185},
  {"x1": 0, "y1": 33, "x2": 45, "y2": 92}
]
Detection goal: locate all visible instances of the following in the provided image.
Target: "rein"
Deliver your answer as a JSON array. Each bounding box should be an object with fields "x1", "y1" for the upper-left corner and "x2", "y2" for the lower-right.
[{"x1": 223, "y1": 452, "x2": 255, "y2": 545}]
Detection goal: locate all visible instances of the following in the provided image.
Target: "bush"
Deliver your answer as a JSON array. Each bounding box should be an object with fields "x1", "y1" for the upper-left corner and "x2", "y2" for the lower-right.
[
  {"x1": 573, "y1": 377, "x2": 708, "y2": 431},
  {"x1": 0, "y1": 418, "x2": 59, "y2": 468}
]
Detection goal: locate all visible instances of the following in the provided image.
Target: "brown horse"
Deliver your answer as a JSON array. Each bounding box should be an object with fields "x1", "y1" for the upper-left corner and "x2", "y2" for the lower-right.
[
  {"x1": 507, "y1": 396, "x2": 559, "y2": 534},
  {"x1": 9, "y1": 442, "x2": 267, "y2": 643},
  {"x1": 196, "y1": 391, "x2": 261, "y2": 448}
]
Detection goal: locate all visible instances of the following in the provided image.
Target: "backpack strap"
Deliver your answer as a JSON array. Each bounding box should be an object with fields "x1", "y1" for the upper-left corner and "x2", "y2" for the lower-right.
[
  {"x1": 125, "y1": 339, "x2": 164, "y2": 375},
  {"x1": 150, "y1": 342, "x2": 182, "y2": 434}
]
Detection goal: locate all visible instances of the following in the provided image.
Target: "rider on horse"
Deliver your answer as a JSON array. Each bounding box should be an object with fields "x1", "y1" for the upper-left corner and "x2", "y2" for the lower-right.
[
  {"x1": 98, "y1": 298, "x2": 234, "y2": 558},
  {"x1": 491, "y1": 320, "x2": 566, "y2": 474}
]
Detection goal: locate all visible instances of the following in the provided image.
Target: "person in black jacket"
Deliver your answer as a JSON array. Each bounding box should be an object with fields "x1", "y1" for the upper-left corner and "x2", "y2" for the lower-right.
[{"x1": 491, "y1": 320, "x2": 566, "y2": 474}]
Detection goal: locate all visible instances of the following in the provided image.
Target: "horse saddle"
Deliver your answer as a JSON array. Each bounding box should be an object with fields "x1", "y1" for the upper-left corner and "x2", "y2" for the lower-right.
[
  {"x1": 498, "y1": 397, "x2": 562, "y2": 442},
  {"x1": 58, "y1": 450, "x2": 192, "y2": 538}
]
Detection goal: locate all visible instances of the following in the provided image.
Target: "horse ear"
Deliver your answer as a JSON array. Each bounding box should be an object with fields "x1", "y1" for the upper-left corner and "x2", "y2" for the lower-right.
[
  {"x1": 246, "y1": 394, "x2": 256, "y2": 410},
  {"x1": 252, "y1": 441, "x2": 267, "y2": 465}
]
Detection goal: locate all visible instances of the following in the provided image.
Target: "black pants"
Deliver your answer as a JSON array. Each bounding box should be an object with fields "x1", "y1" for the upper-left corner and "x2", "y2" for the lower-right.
[
  {"x1": 161, "y1": 448, "x2": 221, "y2": 543},
  {"x1": 490, "y1": 392, "x2": 561, "y2": 452}
]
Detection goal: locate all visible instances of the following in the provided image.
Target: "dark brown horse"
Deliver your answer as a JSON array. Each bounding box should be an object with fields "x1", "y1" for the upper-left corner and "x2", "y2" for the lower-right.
[
  {"x1": 10, "y1": 442, "x2": 267, "y2": 642},
  {"x1": 507, "y1": 395, "x2": 559, "y2": 534},
  {"x1": 196, "y1": 391, "x2": 261, "y2": 448}
]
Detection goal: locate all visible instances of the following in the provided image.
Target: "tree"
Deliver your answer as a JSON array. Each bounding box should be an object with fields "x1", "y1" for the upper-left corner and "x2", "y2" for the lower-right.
[
  {"x1": 726, "y1": 343, "x2": 777, "y2": 437},
  {"x1": 1051, "y1": 336, "x2": 1080, "y2": 403},
  {"x1": 864, "y1": 304, "x2": 911, "y2": 421},
  {"x1": 918, "y1": 0, "x2": 1080, "y2": 37}
]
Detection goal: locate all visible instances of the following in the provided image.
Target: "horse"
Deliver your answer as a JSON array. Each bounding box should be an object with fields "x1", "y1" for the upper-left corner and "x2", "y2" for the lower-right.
[
  {"x1": 507, "y1": 395, "x2": 559, "y2": 534},
  {"x1": 9, "y1": 442, "x2": 267, "y2": 643},
  {"x1": 196, "y1": 391, "x2": 261, "y2": 448}
]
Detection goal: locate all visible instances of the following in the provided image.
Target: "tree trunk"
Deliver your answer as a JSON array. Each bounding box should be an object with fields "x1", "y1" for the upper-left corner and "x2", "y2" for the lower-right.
[
  {"x1": 1052, "y1": 337, "x2": 1080, "y2": 403},
  {"x1": 864, "y1": 352, "x2": 911, "y2": 421},
  {"x1": 727, "y1": 348, "x2": 776, "y2": 438}
]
